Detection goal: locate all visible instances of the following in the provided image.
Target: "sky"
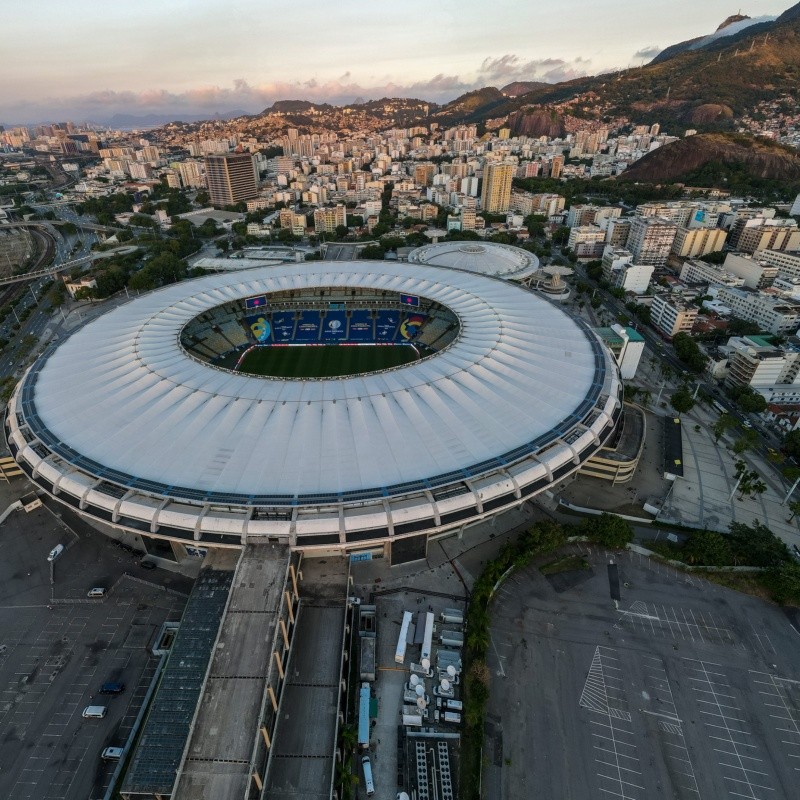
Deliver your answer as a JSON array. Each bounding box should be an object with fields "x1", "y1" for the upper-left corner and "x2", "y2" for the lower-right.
[{"x1": 0, "y1": 0, "x2": 792, "y2": 124}]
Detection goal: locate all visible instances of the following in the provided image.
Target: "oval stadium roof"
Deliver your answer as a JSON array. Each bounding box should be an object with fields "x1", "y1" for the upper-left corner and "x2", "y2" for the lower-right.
[{"x1": 21, "y1": 261, "x2": 602, "y2": 500}]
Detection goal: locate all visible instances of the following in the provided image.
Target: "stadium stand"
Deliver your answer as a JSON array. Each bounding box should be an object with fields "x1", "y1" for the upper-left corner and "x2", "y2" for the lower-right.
[{"x1": 182, "y1": 291, "x2": 456, "y2": 366}]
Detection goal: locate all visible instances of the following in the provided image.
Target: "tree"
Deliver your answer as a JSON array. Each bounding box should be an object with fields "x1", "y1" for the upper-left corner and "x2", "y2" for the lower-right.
[
  {"x1": 670, "y1": 389, "x2": 695, "y2": 414},
  {"x1": 783, "y1": 430, "x2": 800, "y2": 461},
  {"x1": 728, "y1": 520, "x2": 789, "y2": 567},
  {"x1": 732, "y1": 428, "x2": 758, "y2": 455},
  {"x1": 787, "y1": 500, "x2": 800, "y2": 522},
  {"x1": 684, "y1": 529, "x2": 732, "y2": 566},
  {"x1": 764, "y1": 562, "x2": 800, "y2": 605},
  {"x1": 672, "y1": 332, "x2": 707, "y2": 373},
  {"x1": 712, "y1": 413, "x2": 737, "y2": 442},
  {"x1": 582, "y1": 513, "x2": 632, "y2": 549},
  {"x1": 359, "y1": 244, "x2": 385, "y2": 260},
  {"x1": 728, "y1": 384, "x2": 767, "y2": 414}
]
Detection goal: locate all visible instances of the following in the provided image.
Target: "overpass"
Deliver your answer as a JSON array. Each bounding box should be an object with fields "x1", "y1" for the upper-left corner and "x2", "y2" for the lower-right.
[
  {"x1": 1, "y1": 219, "x2": 124, "y2": 234},
  {"x1": 0, "y1": 245, "x2": 139, "y2": 287}
]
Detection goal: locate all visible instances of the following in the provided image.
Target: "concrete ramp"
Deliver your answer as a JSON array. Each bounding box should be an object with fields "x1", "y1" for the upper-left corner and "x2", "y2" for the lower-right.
[{"x1": 172, "y1": 543, "x2": 297, "y2": 800}]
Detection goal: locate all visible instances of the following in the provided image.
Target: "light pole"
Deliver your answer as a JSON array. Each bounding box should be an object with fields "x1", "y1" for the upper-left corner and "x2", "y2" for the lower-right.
[{"x1": 782, "y1": 475, "x2": 800, "y2": 506}]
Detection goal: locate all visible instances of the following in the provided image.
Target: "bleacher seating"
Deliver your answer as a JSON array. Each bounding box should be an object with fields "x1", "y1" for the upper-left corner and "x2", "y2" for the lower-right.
[
  {"x1": 418, "y1": 315, "x2": 455, "y2": 348},
  {"x1": 184, "y1": 300, "x2": 458, "y2": 363},
  {"x1": 220, "y1": 321, "x2": 248, "y2": 348}
]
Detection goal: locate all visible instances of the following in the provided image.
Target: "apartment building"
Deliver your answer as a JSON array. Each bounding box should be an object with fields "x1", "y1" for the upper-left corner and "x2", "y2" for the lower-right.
[
  {"x1": 726, "y1": 335, "x2": 800, "y2": 403},
  {"x1": 278, "y1": 208, "x2": 307, "y2": 237},
  {"x1": 723, "y1": 253, "x2": 779, "y2": 289},
  {"x1": 670, "y1": 226, "x2": 727, "y2": 259},
  {"x1": 715, "y1": 287, "x2": 800, "y2": 334},
  {"x1": 313, "y1": 204, "x2": 347, "y2": 233},
  {"x1": 733, "y1": 219, "x2": 800, "y2": 254},
  {"x1": 679, "y1": 259, "x2": 745, "y2": 288},
  {"x1": 625, "y1": 216, "x2": 677, "y2": 266},
  {"x1": 480, "y1": 162, "x2": 514, "y2": 213},
  {"x1": 567, "y1": 226, "x2": 606, "y2": 260},
  {"x1": 601, "y1": 247, "x2": 653, "y2": 294},
  {"x1": 754, "y1": 249, "x2": 800, "y2": 280},
  {"x1": 205, "y1": 153, "x2": 258, "y2": 207},
  {"x1": 650, "y1": 294, "x2": 698, "y2": 339}
]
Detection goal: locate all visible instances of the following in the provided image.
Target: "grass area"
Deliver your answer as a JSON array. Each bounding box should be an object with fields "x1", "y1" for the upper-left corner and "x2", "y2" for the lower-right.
[
  {"x1": 690, "y1": 570, "x2": 773, "y2": 602},
  {"x1": 539, "y1": 554, "x2": 591, "y2": 576},
  {"x1": 237, "y1": 344, "x2": 419, "y2": 378}
]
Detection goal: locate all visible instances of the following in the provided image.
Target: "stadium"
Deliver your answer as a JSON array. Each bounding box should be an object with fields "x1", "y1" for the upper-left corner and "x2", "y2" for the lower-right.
[
  {"x1": 5, "y1": 261, "x2": 621, "y2": 563},
  {"x1": 407, "y1": 240, "x2": 540, "y2": 280}
]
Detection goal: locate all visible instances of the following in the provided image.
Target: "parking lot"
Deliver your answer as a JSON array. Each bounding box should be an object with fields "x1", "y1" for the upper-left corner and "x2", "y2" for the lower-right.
[
  {"x1": 485, "y1": 543, "x2": 800, "y2": 800},
  {"x1": 0, "y1": 500, "x2": 188, "y2": 800}
]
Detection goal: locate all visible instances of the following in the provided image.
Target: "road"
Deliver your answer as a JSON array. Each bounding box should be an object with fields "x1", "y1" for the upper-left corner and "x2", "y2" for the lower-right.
[{"x1": 564, "y1": 254, "x2": 780, "y2": 437}]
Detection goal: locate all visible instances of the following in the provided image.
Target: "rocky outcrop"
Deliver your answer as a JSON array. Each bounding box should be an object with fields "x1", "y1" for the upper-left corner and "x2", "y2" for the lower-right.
[{"x1": 620, "y1": 133, "x2": 800, "y2": 183}]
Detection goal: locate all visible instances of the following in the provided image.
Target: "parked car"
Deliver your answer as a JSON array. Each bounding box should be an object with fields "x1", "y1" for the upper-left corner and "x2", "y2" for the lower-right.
[
  {"x1": 87, "y1": 587, "x2": 106, "y2": 598},
  {"x1": 99, "y1": 681, "x2": 125, "y2": 695},
  {"x1": 47, "y1": 544, "x2": 64, "y2": 562},
  {"x1": 140, "y1": 560, "x2": 156, "y2": 570},
  {"x1": 101, "y1": 746, "x2": 123, "y2": 761}
]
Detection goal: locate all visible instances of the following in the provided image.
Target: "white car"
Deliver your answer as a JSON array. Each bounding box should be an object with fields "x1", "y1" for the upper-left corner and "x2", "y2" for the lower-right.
[
  {"x1": 47, "y1": 544, "x2": 64, "y2": 562},
  {"x1": 101, "y1": 746, "x2": 123, "y2": 761},
  {"x1": 87, "y1": 587, "x2": 106, "y2": 598}
]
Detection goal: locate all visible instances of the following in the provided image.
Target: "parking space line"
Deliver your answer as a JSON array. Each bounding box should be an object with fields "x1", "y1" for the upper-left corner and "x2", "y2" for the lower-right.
[{"x1": 686, "y1": 659, "x2": 775, "y2": 799}]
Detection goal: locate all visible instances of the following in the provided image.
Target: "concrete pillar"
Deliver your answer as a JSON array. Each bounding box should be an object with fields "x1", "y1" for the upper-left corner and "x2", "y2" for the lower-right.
[
  {"x1": 260, "y1": 725, "x2": 271, "y2": 748},
  {"x1": 285, "y1": 590, "x2": 295, "y2": 624},
  {"x1": 279, "y1": 618, "x2": 289, "y2": 650},
  {"x1": 268, "y1": 685, "x2": 278, "y2": 712},
  {"x1": 273, "y1": 650, "x2": 284, "y2": 680}
]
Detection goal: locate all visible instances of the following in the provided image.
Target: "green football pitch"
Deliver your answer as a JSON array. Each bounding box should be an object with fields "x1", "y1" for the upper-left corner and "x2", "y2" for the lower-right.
[{"x1": 236, "y1": 345, "x2": 419, "y2": 378}]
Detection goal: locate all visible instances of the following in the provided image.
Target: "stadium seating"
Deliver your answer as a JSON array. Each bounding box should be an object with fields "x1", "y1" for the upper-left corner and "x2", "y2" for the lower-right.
[
  {"x1": 184, "y1": 301, "x2": 456, "y2": 363},
  {"x1": 219, "y1": 321, "x2": 249, "y2": 348}
]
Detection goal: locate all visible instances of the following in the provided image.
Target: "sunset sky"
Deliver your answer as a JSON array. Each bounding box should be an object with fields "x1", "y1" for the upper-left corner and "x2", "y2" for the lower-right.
[{"x1": 1, "y1": 0, "x2": 790, "y2": 123}]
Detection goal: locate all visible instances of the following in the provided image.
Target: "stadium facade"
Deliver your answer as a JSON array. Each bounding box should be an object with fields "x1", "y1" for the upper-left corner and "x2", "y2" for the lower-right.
[{"x1": 6, "y1": 261, "x2": 621, "y2": 561}]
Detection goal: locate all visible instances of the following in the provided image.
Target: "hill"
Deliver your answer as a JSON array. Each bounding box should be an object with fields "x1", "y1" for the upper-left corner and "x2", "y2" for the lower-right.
[
  {"x1": 499, "y1": 2, "x2": 800, "y2": 131},
  {"x1": 501, "y1": 81, "x2": 550, "y2": 97},
  {"x1": 619, "y1": 132, "x2": 800, "y2": 185}
]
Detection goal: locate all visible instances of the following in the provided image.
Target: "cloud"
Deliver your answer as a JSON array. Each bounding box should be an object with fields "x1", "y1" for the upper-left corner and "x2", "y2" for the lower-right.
[
  {"x1": 0, "y1": 54, "x2": 595, "y2": 124},
  {"x1": 477, "y1": 54, "x2": 592, "y2": 85},
  {"x1": 633, "y1": 45, "x2": 661, "y2": 61}
]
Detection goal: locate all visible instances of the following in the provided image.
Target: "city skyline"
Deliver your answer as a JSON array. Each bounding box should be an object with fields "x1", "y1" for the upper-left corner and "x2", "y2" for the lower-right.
[{"x1": 2, "y1": 0, "x2": 790, "y2": 124}]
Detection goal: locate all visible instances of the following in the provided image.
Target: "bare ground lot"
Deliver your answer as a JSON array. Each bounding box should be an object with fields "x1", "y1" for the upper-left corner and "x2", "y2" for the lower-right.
[{"x1": 485, "y1": 543, "x2": 800, "y2": 800}]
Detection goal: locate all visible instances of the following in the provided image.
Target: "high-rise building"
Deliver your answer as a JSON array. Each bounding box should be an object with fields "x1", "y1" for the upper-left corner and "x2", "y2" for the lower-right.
[
  {"x1": 670, "y1": 227, "x2": 727, "y2": 259},
  {"x1": 480, "y1": 162, "x2": 514, "y2": 213},
  {"x1": 625, "y1": 216, "x2": 677, "y2": 267},
  {"x1": 650, "y1": 295, "x2": 697, "y2": 339},
  {"x1": 601, "y1": 247, "x2": 653, "y2": 295},
  {"x1": 313, "y1": 205, "x2": 347, "y2": 233},
  {"x1": 204, "y1": 153, "x2": 258, "y2": 207}
]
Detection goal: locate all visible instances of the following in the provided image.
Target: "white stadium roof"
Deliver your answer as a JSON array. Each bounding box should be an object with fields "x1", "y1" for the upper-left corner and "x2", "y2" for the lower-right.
[
  {"x1": 16, "y1": 262, "x2": 606, "y2": 503},
  {"x1": 407, "y1": 241, "x2": 539, "y2": 279}
]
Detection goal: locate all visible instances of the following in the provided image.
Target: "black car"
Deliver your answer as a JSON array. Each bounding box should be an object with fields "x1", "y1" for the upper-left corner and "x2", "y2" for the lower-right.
[
  {"x1": 140, "y1": 560, "x2": 156, "y2": 570},
  {"x1": 99, "y1": 682, "x2": 125, "y2": 694}
]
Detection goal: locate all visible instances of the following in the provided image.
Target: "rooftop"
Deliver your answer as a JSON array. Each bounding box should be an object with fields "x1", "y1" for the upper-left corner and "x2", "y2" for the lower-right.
[
  {"x1": 173, "y1": 545, "x2": 290, "y2": 800},
  {"x1": 121, "y1": 556, "x2": 237, "y2": 797}
]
